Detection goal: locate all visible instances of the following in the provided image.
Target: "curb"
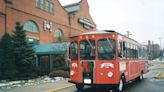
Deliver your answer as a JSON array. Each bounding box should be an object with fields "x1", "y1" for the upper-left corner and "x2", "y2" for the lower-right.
[{"x1": 46, "y1": 85, "x2": 74, "y2": 92}]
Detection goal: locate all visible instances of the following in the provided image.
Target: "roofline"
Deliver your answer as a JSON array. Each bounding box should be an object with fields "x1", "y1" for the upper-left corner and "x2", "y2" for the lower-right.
[
  {"x1": 62, "y1": 0, "x2": 96, "y2": 26},
  {"x1": 63, "y1": 1, "x2": 80, "y2": 8},
  {"x1": 57, "y1": 0, "x2": 69, "y2": 14}
]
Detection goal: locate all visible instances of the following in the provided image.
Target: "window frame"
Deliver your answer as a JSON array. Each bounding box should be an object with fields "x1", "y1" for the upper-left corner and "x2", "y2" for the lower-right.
[
  {"x1": 118, "y1": 40, "x2": 123, "y2": 59},
  {"x1": 50, "y1": 3, "x2": 54, "y2": 14},
  {"x1": 54, "y1": 28, "x2": 63, "y2": 38},
  {"x1": 36, "y1": 0, "x2": 40, "y2": 8},
  {"x1": 23, "y1": 21, "x2": 39, "y2": 33},
  {"x1": 46, "y1": 0, "x2": 50, "y2": 12},
  {"x1": 41, "y1": 0, "x2": 45, "y2": 9}
]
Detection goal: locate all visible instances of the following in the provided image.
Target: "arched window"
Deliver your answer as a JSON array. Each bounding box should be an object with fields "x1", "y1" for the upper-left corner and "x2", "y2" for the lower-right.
[
  {"x1": 23, "y1": 20, "x2": 39, "y2": 33},
  {"x1": 54, "y1": 28, "x2": 63, "y2": 38}
]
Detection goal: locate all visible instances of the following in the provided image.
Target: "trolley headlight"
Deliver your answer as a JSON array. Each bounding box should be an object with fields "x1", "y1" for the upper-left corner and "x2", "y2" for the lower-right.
[
  {"x1": 70, "y1": 70, "x2": 75, "y2": 76},
  {"x1": 71, "y1": 63, "x2": 78, "y2": 68},
  {"x1": 107, "y1": 72, "x2": 113, "y2": 78}
]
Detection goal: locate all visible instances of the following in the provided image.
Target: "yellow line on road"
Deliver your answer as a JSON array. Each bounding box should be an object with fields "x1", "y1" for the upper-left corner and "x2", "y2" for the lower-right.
[{"x1": 46, "y1": 85, "x2": 74, "y2": 92}]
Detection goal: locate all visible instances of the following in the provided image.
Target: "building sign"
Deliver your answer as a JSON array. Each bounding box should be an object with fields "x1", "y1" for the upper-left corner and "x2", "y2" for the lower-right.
[
  {"x1": 78, "y1": 18, "x2": 95, "y2": 29},
  {"x1": 43, "y1": 21, "x2": 52, "y2": 32}
]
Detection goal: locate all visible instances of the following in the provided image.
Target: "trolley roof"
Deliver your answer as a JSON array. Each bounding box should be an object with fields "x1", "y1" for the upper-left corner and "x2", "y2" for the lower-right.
[{"x1": 70, "y1": 30, "x2": 138, "y2": 43}]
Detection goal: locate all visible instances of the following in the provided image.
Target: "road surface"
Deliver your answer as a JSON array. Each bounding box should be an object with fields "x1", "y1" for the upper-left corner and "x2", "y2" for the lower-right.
[{"x1": 59, "y1": 68, "x2": 164, "y2": 92}]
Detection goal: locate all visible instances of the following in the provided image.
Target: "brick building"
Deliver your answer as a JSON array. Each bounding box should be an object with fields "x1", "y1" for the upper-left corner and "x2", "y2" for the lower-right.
[
  {"x1": 0, "y1": 0, "x2": 96, "y2": 74},
  {"x1": 147, "y1": 40, "x2": 160, "y2": 60},
  {"x1": 0, "y1": 0, "x2": 96, "y2": 44}
]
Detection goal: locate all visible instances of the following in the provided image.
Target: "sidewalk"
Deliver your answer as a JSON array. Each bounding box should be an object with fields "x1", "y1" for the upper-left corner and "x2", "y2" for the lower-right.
[{"x1": 1, "y1": 79, "x2": 74, "y2": 92}]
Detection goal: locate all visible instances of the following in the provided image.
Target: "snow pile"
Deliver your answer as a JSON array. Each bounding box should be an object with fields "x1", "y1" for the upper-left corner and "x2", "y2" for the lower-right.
[
  {"x1": 154, "y1": 72, "x2": 164, "y2": 79},
  {"x1": 54, "y1": 77, "x2": 64, "y2": 81},
  {"x1": 0, "y1": 76, "x2": 66, "y2": 90},
  {"x1": 0, "y1": 80, "x2": 23, "y2": 90}
]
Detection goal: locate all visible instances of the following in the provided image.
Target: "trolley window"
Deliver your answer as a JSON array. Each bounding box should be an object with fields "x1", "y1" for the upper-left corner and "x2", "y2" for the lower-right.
[
  {"x1": 70, "y1": 41, "x2": 78, "y2": 60},
  {"x1": 80, "y1": 39, "x2": 95, "y2": 60},
  {"x1": 98, "y1": 38, "x2": 116, "y2": 60}
]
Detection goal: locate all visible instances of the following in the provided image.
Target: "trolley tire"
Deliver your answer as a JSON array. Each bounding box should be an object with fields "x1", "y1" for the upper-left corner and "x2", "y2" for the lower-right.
[
  {"x1": 113, "y1": 76, "x2": 125, "y2": 92},
  {"x1": 75, "y1": 84, "x2": 84, "y2": 91},
  {"x1": 136, "y1": 72, "x2": 143, "y2": 81}
]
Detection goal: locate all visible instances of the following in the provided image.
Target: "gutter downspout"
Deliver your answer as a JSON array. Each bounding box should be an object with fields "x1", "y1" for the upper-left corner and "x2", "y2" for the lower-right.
[
  {"x1": 4, "y1": 0, "x2": 12, "y2": 33},
  {"x1": 5, "y1": 3, "x2": 7, "y2": 33}
]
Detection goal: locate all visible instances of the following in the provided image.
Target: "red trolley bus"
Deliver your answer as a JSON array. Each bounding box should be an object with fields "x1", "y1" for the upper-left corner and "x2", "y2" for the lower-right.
[{"x1": 69, "y1": 30, "x2": 147, "y2": 92}]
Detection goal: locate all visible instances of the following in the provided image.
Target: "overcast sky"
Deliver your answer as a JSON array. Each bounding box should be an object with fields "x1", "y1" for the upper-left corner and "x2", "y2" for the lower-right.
[{"x1": 59, "y1": 0, "x2": 164, "y2": 48}]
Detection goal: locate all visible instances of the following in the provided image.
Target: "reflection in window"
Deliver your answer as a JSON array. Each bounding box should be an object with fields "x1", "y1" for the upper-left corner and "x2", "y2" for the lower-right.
[
  {"x1": 98, "y1": 38, "x2": 116, "y2": 60},
  {"x1": 46, "y1": 0, "x2": 50, "y2": 12},
  {"x1": 71, "y1": 41, "x2": 78, "y2": 60},
  {"x1": 36, "y1": 0, "x2": 54, "y2": 14},
  {"x1": 23, "y1": 21, "x2": 39, "y2": 33},
  {"x1": 41, "y1": 0, "x2": 44, "y2": 9},
  {"x1": 80, "y1": 39, "x2": 95, "y2": 60},
  {"x1": 50, "y1": 3, "x2": 54, "y2": 13},
  {"x1": 36, "y1": 0, "x2": 40, "y2": 8}
]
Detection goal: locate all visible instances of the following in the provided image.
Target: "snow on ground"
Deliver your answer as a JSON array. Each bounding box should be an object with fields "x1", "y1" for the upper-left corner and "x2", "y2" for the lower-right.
[
  {"x1": 1, "y1": 59, "x2": 163, "y2": 90},
  {"x1": 0, "y1": 76, "x2": 67, "y2": 90},
  {"x1": 148, "y1": 59, "x2": 164, "y2": 70},
  {"x1": 146, "y1": 59, "x2": 164, "y2": 80}
]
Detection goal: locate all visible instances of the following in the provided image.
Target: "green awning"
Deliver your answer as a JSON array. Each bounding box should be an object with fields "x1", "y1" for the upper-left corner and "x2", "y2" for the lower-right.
[{"x1": 34, "y1": 42, "x2": 70, "y2": 55}]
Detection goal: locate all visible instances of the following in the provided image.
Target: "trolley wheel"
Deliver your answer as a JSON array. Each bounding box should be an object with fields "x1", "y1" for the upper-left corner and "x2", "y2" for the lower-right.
[
  {"x1": 75, "y1": 84, "x2": 84, "y2": 91},
  {"x1": 136, "y1": 72, "x2": 143, "y2": 81},
  {"x1": 113, "y1": 76, "x2": 125, "y2": 92}
]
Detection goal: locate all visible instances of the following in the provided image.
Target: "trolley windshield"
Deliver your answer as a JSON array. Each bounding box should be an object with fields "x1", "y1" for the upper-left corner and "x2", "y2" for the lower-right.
[
  {"x1": 98, "y1": 38, "x2": 116, "y2": 60},
  {"x1": 80, "y1": 39, "x2": 95, "y2": 60}
]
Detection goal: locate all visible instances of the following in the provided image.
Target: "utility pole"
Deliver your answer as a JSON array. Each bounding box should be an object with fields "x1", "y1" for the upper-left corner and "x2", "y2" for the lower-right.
[
  {"x1": 159, "y1": 37, "x2": 162, "y2": 49},
  {"x1": 159, "y1": 37, "x2": 163, "y2": 61},
  {"x1": 126, "y1": 31, "x2": 132, "y2": 37}
]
